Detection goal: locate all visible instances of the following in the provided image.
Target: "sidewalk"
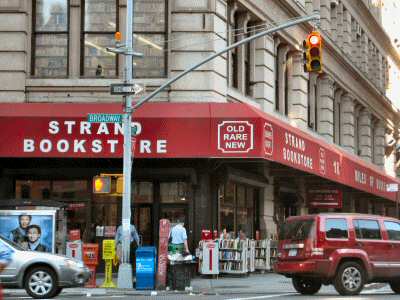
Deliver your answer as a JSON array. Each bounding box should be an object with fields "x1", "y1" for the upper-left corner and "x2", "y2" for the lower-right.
[{"x1": 3, "y1": 272, "x2": 388, "y2": 297}]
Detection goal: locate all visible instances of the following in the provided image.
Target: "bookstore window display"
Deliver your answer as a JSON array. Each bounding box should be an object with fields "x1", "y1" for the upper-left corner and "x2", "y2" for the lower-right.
[{"x1": 218, "y1": 182, "x2": 257, "y2": 237}]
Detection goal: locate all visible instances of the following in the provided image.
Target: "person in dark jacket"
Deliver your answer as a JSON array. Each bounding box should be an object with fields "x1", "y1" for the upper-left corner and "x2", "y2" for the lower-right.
[
  {"x1": 26, "y1": 225, "x2": 48, "y2": 252},
  {"x1": 9, "y1": 214, "x2": 31, "y2": 249}
]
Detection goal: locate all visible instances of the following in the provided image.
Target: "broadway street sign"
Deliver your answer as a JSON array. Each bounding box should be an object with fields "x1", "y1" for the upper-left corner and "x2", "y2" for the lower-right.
[{"x1": 87, "y1": 113, "x2": 123, "y2": 123}]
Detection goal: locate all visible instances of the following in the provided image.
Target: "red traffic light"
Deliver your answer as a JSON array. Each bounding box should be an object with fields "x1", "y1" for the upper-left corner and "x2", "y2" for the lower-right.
[{"x1": 309, "y1": 34, "x2": 321, "y2": 46}]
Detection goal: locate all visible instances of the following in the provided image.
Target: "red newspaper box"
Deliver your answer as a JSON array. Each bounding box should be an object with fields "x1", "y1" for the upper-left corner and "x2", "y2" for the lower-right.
[
  {"x1": 201, "y1": 229, "x2": 212, "y2": 240},
  {"x1": 82, "y1": 244, "x2": 99, "y2": 288}
]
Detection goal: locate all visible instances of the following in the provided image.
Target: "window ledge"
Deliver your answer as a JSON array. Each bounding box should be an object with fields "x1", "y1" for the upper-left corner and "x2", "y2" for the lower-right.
[
  {"x1": 227, "y1": 87, "x2": 261, "y2": 109},
  {"x1": 26, "y1": 78, "x2": 166, "y2": 88}
]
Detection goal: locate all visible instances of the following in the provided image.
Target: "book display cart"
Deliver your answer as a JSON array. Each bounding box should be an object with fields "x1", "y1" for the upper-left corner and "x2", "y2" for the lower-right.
[
  {"x1": 254, "y1": 239, "x2": 279, "y2": 272},
  {"x1": 219, "y1": 239, "x2": 248, "y2": 274},
  {"x1": 198, "y1": 240, "x2": 219, "y2": 275},
  {"x1": 255, "y1": 239, "x2": 271, "y2": 272},
  {"x1": 247, "y1": 239, "x2": 256, "y2": 272}
]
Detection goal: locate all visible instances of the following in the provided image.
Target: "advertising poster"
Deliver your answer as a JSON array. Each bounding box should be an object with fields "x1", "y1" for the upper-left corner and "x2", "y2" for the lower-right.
[{"x1": 0, "y1": 210, "x2": 56, "y2": 253}]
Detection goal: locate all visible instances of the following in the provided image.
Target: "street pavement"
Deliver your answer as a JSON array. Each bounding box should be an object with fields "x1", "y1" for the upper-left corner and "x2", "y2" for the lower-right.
[{"x1": 3, "y1": 273, "x2": 397, "y2": 299}]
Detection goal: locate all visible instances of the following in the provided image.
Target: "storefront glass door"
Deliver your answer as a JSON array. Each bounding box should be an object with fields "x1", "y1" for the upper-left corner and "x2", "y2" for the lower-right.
[
  {"x1": 218, "y1": 182, "x2": 258, "y2": 239},
  {"x1": 133, "y1": 205, "x2": 152, "y2": 245}
]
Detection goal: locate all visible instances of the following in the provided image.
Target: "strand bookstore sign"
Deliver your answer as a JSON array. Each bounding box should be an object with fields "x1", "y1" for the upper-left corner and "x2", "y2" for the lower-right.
[
  {"x1": 0, "y1": 102, "x2": 398, "y2": 202},
  {"x1": 308, "y1": 188, "x2": 343, "y2": 209}
]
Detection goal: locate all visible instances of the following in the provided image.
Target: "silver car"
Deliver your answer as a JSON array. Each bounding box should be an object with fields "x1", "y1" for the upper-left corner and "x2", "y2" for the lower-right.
[{"x1": 0, "y1": 236, "x2": 91, "y2": 299}]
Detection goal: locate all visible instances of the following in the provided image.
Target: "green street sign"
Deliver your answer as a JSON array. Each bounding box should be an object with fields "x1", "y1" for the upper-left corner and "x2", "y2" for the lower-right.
[{"x1": 87, "y1": 113, "x2": 123, "y2": 123}]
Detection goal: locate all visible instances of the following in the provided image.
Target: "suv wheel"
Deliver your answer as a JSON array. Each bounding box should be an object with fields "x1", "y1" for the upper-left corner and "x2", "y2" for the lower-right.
[
  {"x1": 24, "y1": 266, "x2": 58, "y2": 299},
  {"x1": 292, "y1": 277, "x2": 322, "y2": 295},
  {"x1": 334, "y1": 261, "x2": 365, "y2": 296},
  {"x1": 389, "y1": 281, "x2": 400, "y2": 294}
]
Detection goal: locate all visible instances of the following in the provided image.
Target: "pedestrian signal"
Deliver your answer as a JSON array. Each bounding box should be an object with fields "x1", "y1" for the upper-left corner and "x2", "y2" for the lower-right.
[
  {"x1": 93, "y1": 176, "x2": 111, "y2": 194},
  {"x1": 303, "y1": 31, "x2": 322, "y2": 73}
]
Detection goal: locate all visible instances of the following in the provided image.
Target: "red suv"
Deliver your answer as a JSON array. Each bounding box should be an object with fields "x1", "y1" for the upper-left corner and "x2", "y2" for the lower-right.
[{"x1": 274, "y1": 213, "x2": 400, "y2": 296}]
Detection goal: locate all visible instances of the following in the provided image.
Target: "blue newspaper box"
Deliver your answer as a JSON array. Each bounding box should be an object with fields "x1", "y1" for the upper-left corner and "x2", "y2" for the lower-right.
[{"x1": 135, "y1": 246, "x2": 157, "y2": 290}]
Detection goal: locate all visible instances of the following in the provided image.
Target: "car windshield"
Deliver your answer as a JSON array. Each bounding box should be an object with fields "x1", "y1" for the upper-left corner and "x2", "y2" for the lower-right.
[
  {"x1": 279, "y1": 219, "x2": 314, "y2": 241},
  {"x1": 0, "y1": 235, "x2": 25, "y2": 251}
]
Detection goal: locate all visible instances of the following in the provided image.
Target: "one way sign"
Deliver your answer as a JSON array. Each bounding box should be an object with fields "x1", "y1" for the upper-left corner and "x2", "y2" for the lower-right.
[{"x1": 110, "y1": 83, "x2": 144, "y2": 95}]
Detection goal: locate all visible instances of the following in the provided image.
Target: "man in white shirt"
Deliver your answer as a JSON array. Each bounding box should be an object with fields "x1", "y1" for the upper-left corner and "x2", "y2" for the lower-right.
[{"x1": 169, "y1": 219, "x2": 189, "y2": 254}]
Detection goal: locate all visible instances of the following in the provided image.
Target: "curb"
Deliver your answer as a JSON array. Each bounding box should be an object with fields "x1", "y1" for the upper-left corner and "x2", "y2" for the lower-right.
[{"x1": 3, "y1": 288, "x2": 196, "y2": 297}]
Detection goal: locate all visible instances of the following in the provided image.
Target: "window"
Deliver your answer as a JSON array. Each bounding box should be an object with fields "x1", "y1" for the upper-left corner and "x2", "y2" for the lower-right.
[
  {"x1": 82, "y1": 0, "x2": 118, "y2": 77},
  {"x1": 279, "y1": 219, "x2": 314, "y2": 240},
  {"x1": 219, "y1": 182, "x2": 257, "y2": 238},
  {"x1": 353, "y1": 219, "x2": 382, "y2": 240},
  {"x1": 384, "y1": 221, "x2": 400, "y2": 241},
  {"x1": 133, "y1": 0, "x2": 166, "y2": 78},
  {"x1": 160, "y1": 182, "x2": 188, "y2": 203},
  {"x1": 32, "y1": 0, "x2": 69, "y2": 77},
  {"x1": 325, "y1": 218, "x2": 348, "y2": 239},
  {"x1": 132, "y1": 182, "x2": 153, "y2": 203}
]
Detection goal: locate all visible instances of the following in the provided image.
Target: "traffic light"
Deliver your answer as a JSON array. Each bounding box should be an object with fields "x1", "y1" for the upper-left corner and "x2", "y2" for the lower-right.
[
  {"x1": 93, "y1": 176, "x2": 111, "y2": 193},
  {"x1": 116, "y1": 176, "x2": 123, "y2": 194},
  {"x1": 303, "y1": 31, "x2": 322, "y2": 73}
]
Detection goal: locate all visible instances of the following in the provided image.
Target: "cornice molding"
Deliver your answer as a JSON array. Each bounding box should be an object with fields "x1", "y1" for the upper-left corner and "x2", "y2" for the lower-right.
[{"x1": 344, "y1": 0, "x2": 400, "y2": 69}]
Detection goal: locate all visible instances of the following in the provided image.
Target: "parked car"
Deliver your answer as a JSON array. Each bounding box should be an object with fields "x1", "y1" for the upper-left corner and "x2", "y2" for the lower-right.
[
  {"x1": 0, "y1": 236, "x2": 90, "y2": 299},
  {"x1": 274, "y1": 213, "x2": 400, "y2": 296}
]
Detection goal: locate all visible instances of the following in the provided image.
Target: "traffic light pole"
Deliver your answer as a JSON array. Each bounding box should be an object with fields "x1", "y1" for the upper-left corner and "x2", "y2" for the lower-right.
[{"x1": 118, "y1": 0, "x2": 135, "y2": 289}]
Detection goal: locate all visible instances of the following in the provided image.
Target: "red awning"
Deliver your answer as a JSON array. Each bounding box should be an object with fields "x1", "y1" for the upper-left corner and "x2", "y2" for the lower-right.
[{"x1": 0, "y1": 102, "x2": 398, "y2": 201}]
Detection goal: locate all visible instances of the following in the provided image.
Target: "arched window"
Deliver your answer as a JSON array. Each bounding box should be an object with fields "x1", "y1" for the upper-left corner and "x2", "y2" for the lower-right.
[{"x1": 275, "y1": 42, "x2": 289, "y2": 114}]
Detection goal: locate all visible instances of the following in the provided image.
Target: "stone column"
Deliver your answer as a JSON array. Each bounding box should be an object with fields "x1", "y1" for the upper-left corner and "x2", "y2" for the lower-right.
[
  {"x1": 336, "y1": 2, "x2": 344, "y2": 49},
  {"x1": 368, "y1": 41, "x2": 374, "y2": 82},
  {"x1": 374, "y1": 120, "x2": 385, "y2": 168},
  {"x1": 261, "y1": 165, "x2": 276, "y2": 238},
  {"x1": 351, "y1": 19, "x2": 358, "y2": 66},
  {"x1": 305, "y1": 0, "x2": 314, "y2": 15},
  {"x1": 340, "y1": 93, "x2": 355, "y2": 154},
  {"x1": 342, "y1": 8, "x2": 352, "y2": 56},
  {"x1": 288, "y1": 51, "x2": 308, "y2": 129},
  {"x1": 227, "y1": 2, "x2": 238, "y2": 87},
  {"x1": 359, "y1": 109, "x2": 372, "y2": 162},
  {"x1": 254, "y1": 34, "x2": 275, "y2": 113},
  {"x1": 0, "y1": 0, "x2": 28, "y2": 102},
  {"x1": 333, "y1": 89, "x2": 343, "y2": 144},
  {"x1": 384, "y1": 58, "x2": 389, "y2": 90},
  {"x1": 377, "y1": 54, "x2": 383, "y2": 92},
  {"x1": 320, "y1": 0, "x2": 331, "y2": 32},
  {"x1": 69, "y1": 0, "x2": 81, "y2": 77},
  {"x1": 361, "y1": 32, "x2": 369, "y2": 74},
  {"x1": 317, "y1": 75, "x2": 335, "y2": 143},
  {"x1": 170, "y1": 0, "x2": 228, "y2": 102},
  {"x1": 277, "y1": 43, "x2": 290, "y2": 114},
  {"x1": 330, "y1": 2, "x2": 338, "y2": 42},
  {"x1": 236, "y1": 13, "x2": 251, "y2": 94}
]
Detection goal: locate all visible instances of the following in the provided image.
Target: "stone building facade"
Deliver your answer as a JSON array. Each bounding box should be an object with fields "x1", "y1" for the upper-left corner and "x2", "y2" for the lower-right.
[{"x1": 0, "y1": 0, "x2": 399, "y2": 246}]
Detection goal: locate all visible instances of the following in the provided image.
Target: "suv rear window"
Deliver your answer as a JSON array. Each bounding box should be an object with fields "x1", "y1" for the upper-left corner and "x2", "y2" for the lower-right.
[
  {"x1": 325, "y1": 218, "x2": 348, "y2": 239},
  {"x1": 279, "y1": 219, "x2": 314, "y2": 240},
  {"x1": 353, "y1": 219, "x2": 382, "y2": 240},
  {"x1": 384, "y1": 221, "x2": 400, "y2": 241}
]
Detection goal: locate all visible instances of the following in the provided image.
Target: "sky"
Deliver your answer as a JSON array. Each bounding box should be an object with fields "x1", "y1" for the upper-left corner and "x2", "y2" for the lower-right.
[{"x1": 380, "y1": 0, "x2": 400, "y2": 108}]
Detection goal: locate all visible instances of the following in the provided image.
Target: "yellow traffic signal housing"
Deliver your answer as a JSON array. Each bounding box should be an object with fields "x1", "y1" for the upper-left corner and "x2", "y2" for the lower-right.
[
  {"x1": 93, "y1": 176, "x2": 111, "y2": 193},
  {"x1": 303, "y1": 31, "x2": 322, "y2": 73},
  {"x1": 116, "y1": 176, "x2": 124, "y2": 194}
]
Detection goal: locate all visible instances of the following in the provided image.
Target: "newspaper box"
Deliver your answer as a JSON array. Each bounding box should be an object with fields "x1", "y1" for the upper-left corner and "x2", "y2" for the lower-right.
[
  {"x1": 82, "y1": 244, "x2": 99, "y2": 288},
  {"x1": 66, "y1": 240, "x2": 82, "y2": 261},
  {"x1": 136, "y1": 247, "x2": 157, "y2": 290}
]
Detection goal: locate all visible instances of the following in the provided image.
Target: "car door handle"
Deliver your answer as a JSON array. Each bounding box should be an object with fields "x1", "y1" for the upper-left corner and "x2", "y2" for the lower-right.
[{"x1": 357, "y1": 242, "x2": 363, "y2": 247}]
